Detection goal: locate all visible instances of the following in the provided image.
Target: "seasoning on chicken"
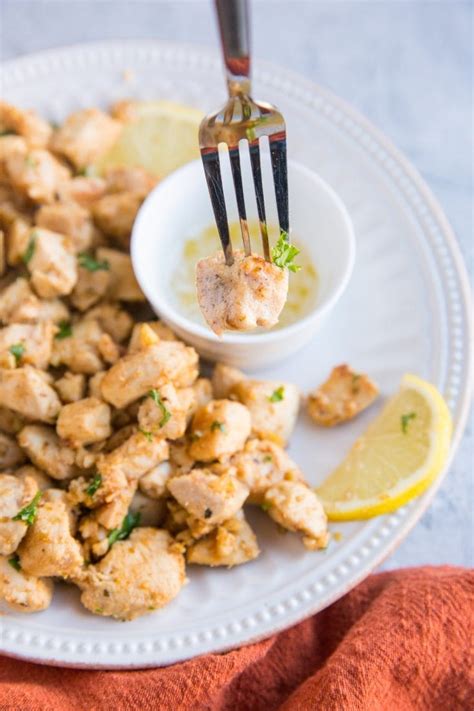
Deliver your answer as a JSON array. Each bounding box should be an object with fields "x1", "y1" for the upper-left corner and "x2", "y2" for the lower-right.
[
  {"x1": 18, "y1": 492, "x2": 84, "y2": 578},
  {"x1": 92, "y1": 191, "x2": 144, "y2": 247},
  {"x1": 0, "y1": 432, "x2": 25, "y2": 469},
  {"x1": 0, "y1": 555, "x2": 54, "y2": 612},
  {"x1": 25, "y1": 227, "x2": 77, "y2": 299},
  {"x1": 56, "y1": 397, "x2": 112, "y2": 447},
  {"x1": 95, "y1": 247, "x2": 145, "y2": 301},
  {"x1": 15, "y1": 464, "x2": 53, "y2": 491},
  {"x1": 211, "y1": 362, "x2": 244, "y2": 399},
  {"x1": 100, "y1": 340, "x2": 198, "y2": 408},
  {"x1": 231, "y1": 438, "x2": 303, "y2": 504},
  {"x1": 231, "y1": 378, "x2": 300, "y2": 446},
  {"x1": 18, "y1": 425, "x2": 77, "y2": 480},
  {"x1": 196, "y1": 250, "x2": 289, "y2": 335},
  {"x1": 307, "y1": 365, "x2": 379, "y2": 427},
  {"x1": 0, "y1": 101, "x2": 52, "y2": 148},
  {"x1": 0, "y1": 473, "x2": 37, "y2": 555},
  {"x1": 77, "y1": 528, "x2": 186, "y2": 620},
  {"x1": 5, "y1": 149, "x2": 70, "y2": 204},
  {"x1": 188, "y1": 399, "x2": 251, "y2": 462},
  {"x1": 54, "y1": 372, "x2": 86, "y2": 403},
  {"x1": 0, "y1": 276, "x2": 69, "y2": 325},
  {"x1": 0, "y1": 321, "x2": 55, "y2": 370},
  {"x1": 138, "y1": 461, "x2": 172, "y2": 500},
  {"x1": 263, "y1": 481, "x2": 329, "y2": 550},
  {"x1": 168, "y1": 468, "x2": 249, "y2": 526},
  {"x1": 50, "y1": 108, "x2": 122, "y2": 169},
  {"x1": 0, "y1": 366, "x2": 61, "y2": 422},
  {"x1": 137, "y1": 383, "x2": 195, "y2": 442},
  {"x1": 51, "y1": 319, "x2": 104, "y2": 375},
  {"x1": 84, "y1": 302, "x2": 133, "y2": 343},
  {"x1": 36, "y1": 202, "x2": 94, "y2": 253},
  {"x1": 187, "y1": 514, "x2": 259, "y2": 568}
]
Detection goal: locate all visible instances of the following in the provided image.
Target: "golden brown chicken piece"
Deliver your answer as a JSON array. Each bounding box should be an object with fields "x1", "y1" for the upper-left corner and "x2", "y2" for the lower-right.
[
  {"x1": 196, "y1": 250, "x2": 289, "y2": 335},
  {"x1": 0, "y1": 366, "x2": 61, "y2": 423},
  {"x1": 0, "y1": 473, "x2": 37, "y2": 555},
  {"x1": 100, "y1": 340, "x2": 198, "y2": 409},
  {"x1": 0, "y1": 555, "x2": 54, "y2": 612},
  {"x1": 0, "y1": 101, "x2": 52, "y2": 148},
  {"x1": 77, "y1": 528, "x2": 186, "y2": 620},
  {"x1": 307, "y1": 365, "x2": 379, "y2": 427},
  {"x1": 50, "y1": 108, "x2": 122, "y2": 169},
  {"x1": 18, "y1": 425, "x2": 77, "y2": 480},
  {"x1": 231, "y1": 378, "x2": 300, "y2": 447},
  {"x1": 187, "y1": 514, "x2": 259, "y2": 568},
  {"x1": 263, "y1": 481, "x2": 329, "y2": 550},
  {"x1": 168, "y1": 468, "x2": 249, "y2": 526},
  {"x1": 56, "y1": 397, "x2": 112, "y2": 447},
  {"x1": 25, "y1": 227, "x2": 77, "y2": 298},
  {"x1": 18, "y1": 492, "x2": 84, "y2": 578},
  {"x1": 5, "y1": 149, "x2": 70, "y2": 204},
  {"x1": 188, "y1": 399, "x2": 251, "y2": 462}
]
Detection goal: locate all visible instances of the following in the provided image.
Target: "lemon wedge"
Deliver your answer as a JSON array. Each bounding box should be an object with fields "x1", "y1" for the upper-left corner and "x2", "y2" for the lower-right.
[
  {"x1": 316, "y1": 374, "x2": 452, "y2": 520},
  {"x1": 96, "y1": 100, "x2": 203, "y2": 178}
]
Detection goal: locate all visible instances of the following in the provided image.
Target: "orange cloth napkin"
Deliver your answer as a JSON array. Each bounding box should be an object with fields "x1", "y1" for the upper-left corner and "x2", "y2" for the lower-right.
[{"x1": 1, "y1": 566, "x2": 472, "y2": 710}]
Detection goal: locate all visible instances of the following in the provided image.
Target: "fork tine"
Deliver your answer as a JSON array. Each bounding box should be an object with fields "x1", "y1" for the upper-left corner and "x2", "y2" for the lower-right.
[
  {"x1": 269, "y1": 132, "x2": 289, "y2": 236},
  {"x1": 200, "y1": 147, "x2": 234, "y2": 266},
  {"x1": 249, "y1": 139, "x2": 270, "y2": 261},
  {"x1": 229, "y1": 145, "x2": 251, "y2": 256}
]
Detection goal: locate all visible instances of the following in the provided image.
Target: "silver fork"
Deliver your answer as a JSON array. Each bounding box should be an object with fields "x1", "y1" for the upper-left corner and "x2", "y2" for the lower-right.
[{"x1": 199, "y1": 0, "x2": 288, "y2": 267}]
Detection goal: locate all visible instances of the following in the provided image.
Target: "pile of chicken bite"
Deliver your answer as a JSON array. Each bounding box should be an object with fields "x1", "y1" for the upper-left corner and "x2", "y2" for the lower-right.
[{"x1": 0, "y1": 100, "x2": 332, "y2": 621}]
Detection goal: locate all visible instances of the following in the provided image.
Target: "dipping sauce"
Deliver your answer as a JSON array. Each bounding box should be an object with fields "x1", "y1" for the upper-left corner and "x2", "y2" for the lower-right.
[{"x1": 171, "y1": 221, "x2": 318, "y2": 331}]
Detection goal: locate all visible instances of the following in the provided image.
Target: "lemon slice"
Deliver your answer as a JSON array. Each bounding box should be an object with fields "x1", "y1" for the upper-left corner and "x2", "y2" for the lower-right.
[
  {"x1": 316, "y1": 374, "x2": 452, "y2": 520},
  {"x1": 96, "y1": 100, "x2": 203, "y2": 178}
]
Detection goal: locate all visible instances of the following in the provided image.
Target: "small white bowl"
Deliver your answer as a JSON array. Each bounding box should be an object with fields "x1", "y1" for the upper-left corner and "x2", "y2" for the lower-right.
[{"x1": 131, "y1": 154, "x2": 355, "y2": 369}]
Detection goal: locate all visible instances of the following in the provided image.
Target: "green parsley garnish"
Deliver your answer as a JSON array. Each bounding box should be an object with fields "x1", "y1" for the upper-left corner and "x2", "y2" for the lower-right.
[
  {"x1": 12, "y1": 491, "x2": 42, "y2": 526},
  {"x1": 351, "y1": 373, "x2": 361, "y2": 394},
  {"x1": 204, "y1": 507, "x2": 213, "y2": 519},
  {"x1": 210, "y1": 420, "x2": 226, "y2": 433},
  {"x1": 268, "y1": 386, "x2": 285, "y2": 403},
  {"x1": 260, "y1": 502, "x2": 271, "y2": 512},
  {"x1": 55, "y1": 320, "x2": 73, "y2": 340},
  {"x1": 9, "y1": 343, "x2": 25, "y2": 365},
  {"x1": 86, "y1": 472, "x2": 102, "y2": 497},
  {"x1": 263, "y1": 455, "x2": 273, "y2": 463},
  {"x1": 138, "y1": 427, "x2": 154, "y2": 442},
  {"x1": 271, "y1": 231, "x2": 301, "y2": 273},
  {"x1": 78, "y1": 251, "x2": 110, "y2": 272},
  {"x1": 24, "y1": 155, "x2": 37, "y2": 169},
  {"x1": 148, "y1": 389, "x2": 171, "y2": 428},
  {"x1": 8, "y1": 554, "x2": 21, "y2": 571},
  {"x1": 401, "y1": 412, "x2": 417, "y2": 434},
  {"x1": 22, "y1": 233, "x2": 37, "y2": 265},
  {"x1": 107, "y1": 512, "x2": 141, "y2": 547},
  {"x1": 76, "y1": 165, "x2": 97, "y2": 177}
]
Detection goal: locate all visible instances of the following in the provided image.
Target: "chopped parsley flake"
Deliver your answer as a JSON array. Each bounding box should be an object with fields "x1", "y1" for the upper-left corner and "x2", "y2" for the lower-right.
[
  {"x1": 9, "y1": 343, "x2": 25, "y2": 365},
  {"x1": 22, "y1": 233, "x2": 36, "y2": 265},
  {"x1": 204, "y1": 507, "x2": 213, "y2": 519},
  {"x1": 55, "y1": 320, "x2": 73, "y2": 340},
  {"x1": 268, "y1": 386, "x2": 285, "y2": 403},
  {"x1": 8, "y1": 554, "x2": 21, "y2": 571},
  {"x1": 210, "y1": 420, "x2": 226, "y2": 433},
  {"x1": 401, "y1": 412, "x2": 417, "y2": 434},
  {"x1": 260, "y1": 502, "x2": 271, "y2": 512},
  {"x1": 351, "y1": 373, "x2": 361, "y2": 393},
  {"x1": 25, "y1": 155, "x2": 37, "y2": 169},
  {"x1": 12, "y1": 491, "x2": 42, "y2": 526},
  {"x1": 107, "y1": 512, "x2": 141, "y2": 547},
  {"x1": 77, "y1": 165, "x2": 97, "y2": 177},
  {"x1": 138, "y1": 427, "x2": 154, "y2": 442},
  {"x1": 263, "y1": 455, "x2": 273, "y2": 463},
  {"x1": 148, "y1": 389, "x2": 171, "y2": 428},
  {"x1": 271, "y1": 231, "x2": 301, "y2": 273},
  {"x1": 86, "y1": 472, "x2": 102, "y2": 497},
  {"x1": 78, "y1": 251, "x2": 110, "y2": 272}
]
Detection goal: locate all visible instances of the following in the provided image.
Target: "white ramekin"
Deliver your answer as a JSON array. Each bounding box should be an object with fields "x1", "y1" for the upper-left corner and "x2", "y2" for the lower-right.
[{"x1": 131, "y1": 154, "x2": 355, "y2": 370}]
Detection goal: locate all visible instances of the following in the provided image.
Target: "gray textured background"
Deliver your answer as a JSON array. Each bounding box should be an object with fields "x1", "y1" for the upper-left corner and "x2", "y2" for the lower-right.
[{"x1": 0, "y1": 0, "x2": 472, "y2": 569}]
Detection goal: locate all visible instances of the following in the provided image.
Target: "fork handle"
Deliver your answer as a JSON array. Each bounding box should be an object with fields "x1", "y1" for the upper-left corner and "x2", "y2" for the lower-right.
[{"x1": 214, "y1": 0, "x2": 251, "y2": 97}]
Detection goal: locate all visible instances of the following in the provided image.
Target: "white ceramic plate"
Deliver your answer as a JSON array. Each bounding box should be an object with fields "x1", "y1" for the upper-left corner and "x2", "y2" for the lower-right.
[{"x1": 0, "y1": 41, "x2": 471, "y2": 669}]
